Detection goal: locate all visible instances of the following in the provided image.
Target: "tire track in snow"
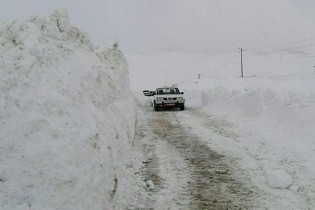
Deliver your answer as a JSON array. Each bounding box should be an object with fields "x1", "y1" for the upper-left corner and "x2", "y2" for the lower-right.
[
  {"x1": 133, "y1": 100, "x2": 192, "y2": 209},
  {"x1": 148, "y1": 110, "x2": 257, "y2": 209},
  {"x1": 134, "y1": 95, "x2": 258, "y2": 209}
]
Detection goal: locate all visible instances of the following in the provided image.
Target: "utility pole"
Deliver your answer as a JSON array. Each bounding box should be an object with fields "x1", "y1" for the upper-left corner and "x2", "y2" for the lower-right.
[{"x1": 240, "y1": 48, "x2": 244, "y2": 78}]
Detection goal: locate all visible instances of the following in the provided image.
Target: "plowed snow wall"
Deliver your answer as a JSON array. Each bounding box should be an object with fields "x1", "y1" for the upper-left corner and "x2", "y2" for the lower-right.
[{"x1": 0, "y1": 10, "x2": 137, "y2": 210}]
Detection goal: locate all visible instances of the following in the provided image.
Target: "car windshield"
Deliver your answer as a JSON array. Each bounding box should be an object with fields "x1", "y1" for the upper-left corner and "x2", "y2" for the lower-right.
[{"x1": 157, "y1": 88, "x2": 180, "y2": 95}]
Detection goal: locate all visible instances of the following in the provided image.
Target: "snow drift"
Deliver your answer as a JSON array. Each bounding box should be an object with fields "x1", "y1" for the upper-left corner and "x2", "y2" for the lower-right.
[
  {"x1": 0, "y1": 9, "x2": 142, "y2": 210},
  {"x1": 182, "y1": 79, "x2": 315, "y2": 208}
]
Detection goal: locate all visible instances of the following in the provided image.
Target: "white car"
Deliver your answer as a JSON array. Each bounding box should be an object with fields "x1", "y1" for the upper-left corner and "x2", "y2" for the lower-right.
[
  {"x1": 153, "y1": 87, "x2": 185, "y2": 111},
  {"x1": 142, "y1": 90, "x2": 151, "y2": 96},
  {"x1": 143, "y1": 90, "x2": 156, "y2": 96}
]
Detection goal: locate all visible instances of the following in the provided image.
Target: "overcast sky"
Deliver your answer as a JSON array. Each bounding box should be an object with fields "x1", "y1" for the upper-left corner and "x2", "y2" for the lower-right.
[
  {"x1": 287, "y1": 0, "x2": 315, "y2": 17},
  {"x1": 0, "y1": 0, "x2": 169, "y2": 52},
  {"x1": 1, "y1": 0, "x2": 315, "y2": 53}
]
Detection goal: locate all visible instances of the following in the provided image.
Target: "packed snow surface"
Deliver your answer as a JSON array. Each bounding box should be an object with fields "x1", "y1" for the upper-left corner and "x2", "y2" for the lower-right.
[{"x1": 128, "y1": 49, "x2": 315, "y2": 209}]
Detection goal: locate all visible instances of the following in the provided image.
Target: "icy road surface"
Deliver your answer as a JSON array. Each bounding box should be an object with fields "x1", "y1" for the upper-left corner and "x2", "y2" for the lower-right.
[{"x1": 133, "y1": 99, "x2": 273, "y2": 210}]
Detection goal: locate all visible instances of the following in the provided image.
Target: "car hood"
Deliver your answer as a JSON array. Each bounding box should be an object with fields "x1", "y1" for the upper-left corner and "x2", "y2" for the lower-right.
[{"x1": 155, "y1": 94, "x2": 183, "y2": 98}]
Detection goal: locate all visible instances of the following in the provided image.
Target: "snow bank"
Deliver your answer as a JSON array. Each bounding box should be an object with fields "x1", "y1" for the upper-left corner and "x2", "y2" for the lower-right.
[
  {"x1": 0, "y1": 10, "x2": 142, "y2": 210},
  {"x1": 181, "y1": 76, "x2": 315, "y2": 208}
]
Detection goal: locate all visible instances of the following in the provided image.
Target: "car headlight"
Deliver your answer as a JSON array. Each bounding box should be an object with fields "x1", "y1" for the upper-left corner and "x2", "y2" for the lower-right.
[{"x1": 156, "y1": 97, "x2": 162, "y2": 101}]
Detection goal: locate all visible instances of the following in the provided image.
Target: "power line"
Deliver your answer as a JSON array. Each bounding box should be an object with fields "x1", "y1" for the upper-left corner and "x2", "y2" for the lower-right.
[
  {"x1": 261, "y1": 43, "x2": 315, "y2": 53},
  {"x1": 245, "y1": 43, "x2": 315, "y2": 54},
  {"x1": 246, "y1": 36, "x2": 315, "y2": 52},
  {"x1": 198, "y1": 51, "x2": 239, "y2": 79}
]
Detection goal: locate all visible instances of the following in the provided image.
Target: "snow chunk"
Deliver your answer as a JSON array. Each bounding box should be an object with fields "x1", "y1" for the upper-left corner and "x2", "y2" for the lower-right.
[
  {"x1": 0, "y1": 8, "x2": 93, "y2": 51},
  {"x1": 95, "y1": 39, "x2": 130, "y2": 92},
  {"x1": 289, "y1": 185, "x2": 300, "y2": 192},
  {"x1": 265, "y1": 169, "x2": 293, "y2": 189},
  {"x1": 146, "y1": 180, "x2": 155, "y2": 190},
  {"x1": 96, "y1": 37, "x2": 119, "y2": 52},
  {"x1": 50, "y1": 8, "x2": 70, "y2": 33}
]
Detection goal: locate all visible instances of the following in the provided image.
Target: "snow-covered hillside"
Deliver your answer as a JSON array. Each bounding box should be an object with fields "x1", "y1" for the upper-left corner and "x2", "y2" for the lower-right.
[
  {"x1": 128, "y1": 49, "x2": 315, "y2": 91},
  {"x1": 0, "y1": 10, "x2": 144, "y2": 210}
]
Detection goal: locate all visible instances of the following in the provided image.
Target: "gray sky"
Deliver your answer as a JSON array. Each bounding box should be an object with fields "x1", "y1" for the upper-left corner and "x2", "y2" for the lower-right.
[
  {"x1": 1, "y1": 0, "x2": 315, "y2": 53},
  {"x1": 287, "y1": 0, "x2": 315, "y2": 18},
  {"x1": 0, "y1": 0, "x2": 170, "y2": 52}
]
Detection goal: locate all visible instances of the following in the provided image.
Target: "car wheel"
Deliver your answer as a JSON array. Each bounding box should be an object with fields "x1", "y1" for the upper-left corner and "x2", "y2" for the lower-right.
[
  {"x1": 180, "y1": 104, "x2": 185, "y2": 110},
  {"x1": 154, "y1": 102, "x2": 159, "y2": 111}
]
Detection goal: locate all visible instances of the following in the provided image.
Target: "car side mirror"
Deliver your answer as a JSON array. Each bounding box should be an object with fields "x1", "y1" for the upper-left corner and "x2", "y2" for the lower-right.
[{"x1": 181, "y1": 92, "x2": 184, "y2": 94}]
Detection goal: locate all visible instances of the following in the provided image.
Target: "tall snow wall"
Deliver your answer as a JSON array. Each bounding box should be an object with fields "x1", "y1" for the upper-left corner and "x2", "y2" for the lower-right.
[{"x1": 0, "y1": 9, "x2": 139, "y2": 210}]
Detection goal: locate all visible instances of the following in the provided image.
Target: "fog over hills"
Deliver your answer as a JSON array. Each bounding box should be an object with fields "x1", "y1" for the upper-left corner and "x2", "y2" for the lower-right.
[
  {"x1": 141, "y1": 0, "x2": 315, "y2": 53},
  {"x1": 0, "y1": 0, "x2": 315, "y2": 54}
]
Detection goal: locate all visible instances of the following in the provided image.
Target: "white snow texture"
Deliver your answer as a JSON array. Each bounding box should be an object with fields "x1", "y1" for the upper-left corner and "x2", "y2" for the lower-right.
[
  {"x1": 2, "y1": 3, "x2": 315, "y2": 210},
  {"x1": 0, "y1": 9, "x2": 139, "y2": 210},
  {"x1": 129, "y1": 50, "x2": 315, "y2": 209}
]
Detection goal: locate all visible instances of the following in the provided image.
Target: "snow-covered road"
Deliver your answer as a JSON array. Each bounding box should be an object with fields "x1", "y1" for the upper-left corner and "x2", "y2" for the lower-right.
[
  {"x1": 2, "y1": 7, "x2": 315, "y2": 210},
  {"x1": 134, "y1": 98, "x2": 263, "y2": 209}
]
